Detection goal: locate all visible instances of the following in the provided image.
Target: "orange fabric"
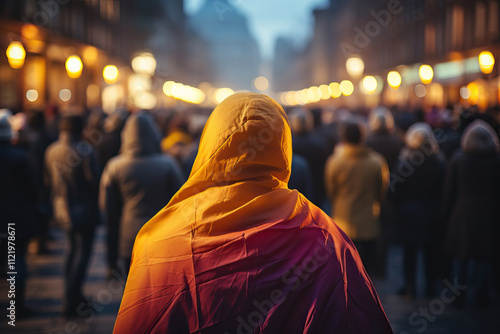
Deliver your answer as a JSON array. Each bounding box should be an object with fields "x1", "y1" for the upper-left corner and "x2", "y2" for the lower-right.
[{"x1": 114, "y1": 93, "x2": 392, "y2": 333}]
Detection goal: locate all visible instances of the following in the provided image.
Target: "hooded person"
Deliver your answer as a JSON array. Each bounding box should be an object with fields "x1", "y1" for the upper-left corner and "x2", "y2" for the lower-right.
[
  {"x1": 100, "y1": 112, "x2": 185, "y2": 277},
  {"x1": 390, "y1": 123, "x2": 445, "y2": 299},
  {"x1": 113, "y1": 93, "x2": 392, "y2": 334},
  {"x1": 444, "y1": 120, "x2": 500, "y2": 309}
]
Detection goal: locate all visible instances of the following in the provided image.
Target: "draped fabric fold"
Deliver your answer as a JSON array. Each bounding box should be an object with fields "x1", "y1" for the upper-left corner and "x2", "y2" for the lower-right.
[{"x1": 114, "y1": 93, "x2": 392, "y2": 333}]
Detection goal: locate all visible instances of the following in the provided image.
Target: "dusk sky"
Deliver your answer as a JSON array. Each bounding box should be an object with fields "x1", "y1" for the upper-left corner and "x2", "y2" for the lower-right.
[{"x1": 185, "y1": 0, "x2": 329, "y2": 60}]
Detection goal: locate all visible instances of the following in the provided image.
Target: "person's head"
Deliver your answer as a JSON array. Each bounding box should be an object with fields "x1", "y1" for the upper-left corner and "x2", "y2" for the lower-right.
[
  {"x1": 59, "y1": 115, "x2": 84, "y2": 136},
  {"x1": 405, "y1": 122, "x2": 439, "y2": 153},
  {"x1": 339, "y1": 119, "x2": 366, "y2": 144},
  {"x1": 461, "y1": 120, "x2": 500, "y2": 155},
  {"x1": 0, "y1": 113, "x2": 13, "y2": 143},
  {"x1": 369, "y1": 106, "x2": 395, "y2": 134},
  {"x1": 289, "y1": 108, "x2": 312, "y2": 135}
]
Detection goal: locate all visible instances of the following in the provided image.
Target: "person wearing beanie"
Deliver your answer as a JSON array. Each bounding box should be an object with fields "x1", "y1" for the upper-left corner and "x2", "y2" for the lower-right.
[
  {"x1": 0, "y1": 113, "x2": 36, "y2": 316},
  {"x1": 325, "y1": 118, "x2": 389, "y2": 275},
  {"x1": 44, "y1": 115, "x2": 100, "y2": 317}
]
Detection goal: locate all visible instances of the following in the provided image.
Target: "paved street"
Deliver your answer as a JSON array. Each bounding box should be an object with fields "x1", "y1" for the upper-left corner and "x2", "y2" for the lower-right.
[{"x1": 1, "y1": 226, "x2": 499, "y2": 333}]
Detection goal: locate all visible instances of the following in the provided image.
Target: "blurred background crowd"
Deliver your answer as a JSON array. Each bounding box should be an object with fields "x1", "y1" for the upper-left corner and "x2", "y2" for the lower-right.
[{"x1": 1, "y1": 102, "x2": 499, "y2": 319}]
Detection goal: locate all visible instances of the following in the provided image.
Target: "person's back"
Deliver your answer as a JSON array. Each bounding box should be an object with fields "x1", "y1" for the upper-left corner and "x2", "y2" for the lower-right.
[
  {"x1": 113, "y1": 93, "x2": 392, "y2": 333},
  {"x1": 44, "y1": 115, "x2": 99, "y2": 317},
  {"x1": 100, "y1": 112, "x2": 185, "y2": 273},
  {"x1": 325, "y1": 120, "x2": 389, "y2": 275}
]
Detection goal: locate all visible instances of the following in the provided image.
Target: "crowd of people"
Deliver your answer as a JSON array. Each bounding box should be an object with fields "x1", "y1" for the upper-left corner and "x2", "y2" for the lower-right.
[{"x1": 1, "y1": 98, "x2": 499, "y2": 319}]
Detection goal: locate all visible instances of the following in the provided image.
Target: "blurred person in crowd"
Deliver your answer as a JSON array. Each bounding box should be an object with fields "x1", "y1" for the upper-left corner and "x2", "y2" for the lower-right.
[
  {"x1": 24, "y1": 110, "x2": 52, "y2": 254},
  {"x1": 113, "y1": 93, "x2": 392, "y2": 333},
  {"x1": 161, "y1": 112, "x2": 193, "y2": 163},
  {"x1": 289, "y1": 108, "x2": 329, "y2": 208},
  {"x1": 390, "y1": 123, "x2": 445, "y2": 299},
  {"x1": 0, "y1": 113, "x2": 36, "y2": 316},
  {"x1": 44, "y1": 115, "x2": 100, "y2": 317},
  {"x1": 325, "y1": 119, "x2": 389, "y2": 275},
  {"x1": 444, "y1": 120, "x2": 500, "y2": 309},
  {"x1": 100, "y1": 112, "x2": 185, "y2": 277},
  {"x1": 366, "y1": 107, "x2": 405, "y2": 278},
  {"x1": 289, "y1": 154, "x2": 314, "y2": 200},
  {"x1": 95, "y1": 108, "x2": 129, "y2": 169}
]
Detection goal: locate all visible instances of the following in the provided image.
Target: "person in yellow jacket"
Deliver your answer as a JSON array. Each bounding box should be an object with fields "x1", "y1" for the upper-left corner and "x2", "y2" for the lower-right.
[{"x1": 325, "y1": 119, "x2": 389, "y2": 275}]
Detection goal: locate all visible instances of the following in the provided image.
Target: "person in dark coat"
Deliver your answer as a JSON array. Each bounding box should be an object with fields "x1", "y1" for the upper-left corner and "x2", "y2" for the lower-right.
[
  {"x1": 99, "y1": 112, "x2": 185, "y2": 277},
  {"x1": 44, "y1": 115, "x2": 100, "y2": 317},
  {"x1": 289, "y1": 154, "x2": 314, "y2": 200},
  {"x1": 0, "y1": 113, "x2": 36, "y2": 316},
  {"x1": 444, "y1": 120, "x2": 500, "y2": 309},
  {"x1": 289, "y1": 109, "x2": 329, "y2": 209},
  {"x1": 95, "y1": 108, "x2": 129, "y2": 170},
  {"x1": 391, "y1": 123, "x2": 445, "y2": 299},
  {"x1": 366, "y1": 107, "x2": 405, "y2": 278}
]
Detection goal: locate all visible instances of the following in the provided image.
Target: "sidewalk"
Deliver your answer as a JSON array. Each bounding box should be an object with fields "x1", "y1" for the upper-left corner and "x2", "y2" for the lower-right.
[{"x1": 1, "y1": 227, "x2": 499, "y2": 333}]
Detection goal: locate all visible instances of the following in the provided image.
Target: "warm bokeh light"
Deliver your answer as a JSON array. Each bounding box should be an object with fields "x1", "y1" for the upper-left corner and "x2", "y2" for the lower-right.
[
  {"x1": 387, "y1": 71, "x2": 402, "y2": 89},
  {"x1": 253, "y1": 76, "x2": 269, "y2": 91},
  {"x1": 131, "y1": 52, "x2": 157, "y2": 76},
  {"x1": 6, "y1": 41, "x2": 26, "y2": 69},
  {"x1": 419, "y1": 64, "x2": 434, "y2": 84},
  {"x1": 285, "y1": 91, "x2": 296, "y2": 105},
  {"x1": 163, "y1": 81, "x2": 175, "y2": 96},
  {"x1": 329, "y1": 82, "x2": 342, "y2": 98},
  {"x1": 467, "y1": 82, "x2": 479, "y2": 105},
  {"x1": 319, "y1": 84, "x2": 331, "y2": 100},
  {"x1": 340, "y1": 80, "x2": 354, "y2": 96},
  {"x1": 215, "y1": 88, "x2": 235, "y2": 103},
  {"x1": 65, "y1": 55, "x2": 83, "y2": 78},
  {"x1": 345, "y1": 56, "x2": 364, "y2": 78},
  {"x1": 478, "y1": 51, "x2": 495, "y2": 74},
  {"x1": 307, "y1": 86, "x2": 321, "y2": 103},
  {"x1": 21, "y1": 24, "x2": 39, "y2": 39},
  {"x1": 414, "y1": 84, "x2": 426, "y2": 98},
  {"x1": 26, "y1": 89, "x2": 38, "y2": 102},
  {"x1": 131, "y1": 91, "x2": 157, "y2": 109},
  {"x1": 459, "y1": 86, "x2": 470, "y2": 99},
  {"x1": 59, "y1": 89, "x2": 72, "y2": 102},
  {"x1": 362, "y1": 75, "x2": 377, "y2": 94},
  {"x1": 82, "y1": 46, "x2": 98, "y2": 66},
  {"x1": 103, "y1": 65, "x2": 119, "y2": 84}
]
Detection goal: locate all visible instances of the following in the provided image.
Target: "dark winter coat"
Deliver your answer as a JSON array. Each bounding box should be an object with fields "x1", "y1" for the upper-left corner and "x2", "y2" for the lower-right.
[
  {"x1": 99, "y1": 113, "x2": 185, "y2": 261},
  {"x1": 444, "y1": 120, "x2": 500, "y2": 260}
]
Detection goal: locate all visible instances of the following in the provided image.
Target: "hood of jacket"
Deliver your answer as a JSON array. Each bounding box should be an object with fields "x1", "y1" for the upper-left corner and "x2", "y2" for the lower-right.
[
  {"x1": 461, "y1": 119, "x2": 500, "y2": 155},
  {"x1": 405, "y1": 122, "x2": 439, "y2": 153},
  {"x1": 120, "y1": 112, "x2": 161, "y2": 156}
]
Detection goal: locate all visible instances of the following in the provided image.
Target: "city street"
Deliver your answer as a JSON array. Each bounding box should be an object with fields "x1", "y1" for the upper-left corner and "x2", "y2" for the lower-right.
[{"x1": 1, "y1": 226, "x2": 499, "y2": 333}]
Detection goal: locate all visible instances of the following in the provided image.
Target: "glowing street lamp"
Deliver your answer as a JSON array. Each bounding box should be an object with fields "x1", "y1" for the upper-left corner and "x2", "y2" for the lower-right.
[
  {"x1": 345, "y1": 56, "x2": 364, "y2": 79},
  {"x1": 362, "y1": 75, "x2": 377, "y2": 94},
  {"x1": 253, "y1": 76, "x2": 269, "y2": 91},
  {"x1": 478, "y1": 51, "x2": 495, "y2": 74},
  {"x1": 6, "y1": 41, "x2": 26, "y2": 69},
  {"x1": 387, "y1": 71, "x2": 402, "y2": 89},
  {"x1": 65, "y1": 55, "x2": 83, "y2": 78},
  {"x1": 419, "y1": 64, "x2": 434, "y2": 84},
  {"x1": 131, "y1": 52, "x2": 157, "y2": 76},
  {"x1": 340, "y1": 80, "x2": 354, "y2": 96},
  {"x1": 103, "y1": 65, "x2": 119, "y2": 84}
]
